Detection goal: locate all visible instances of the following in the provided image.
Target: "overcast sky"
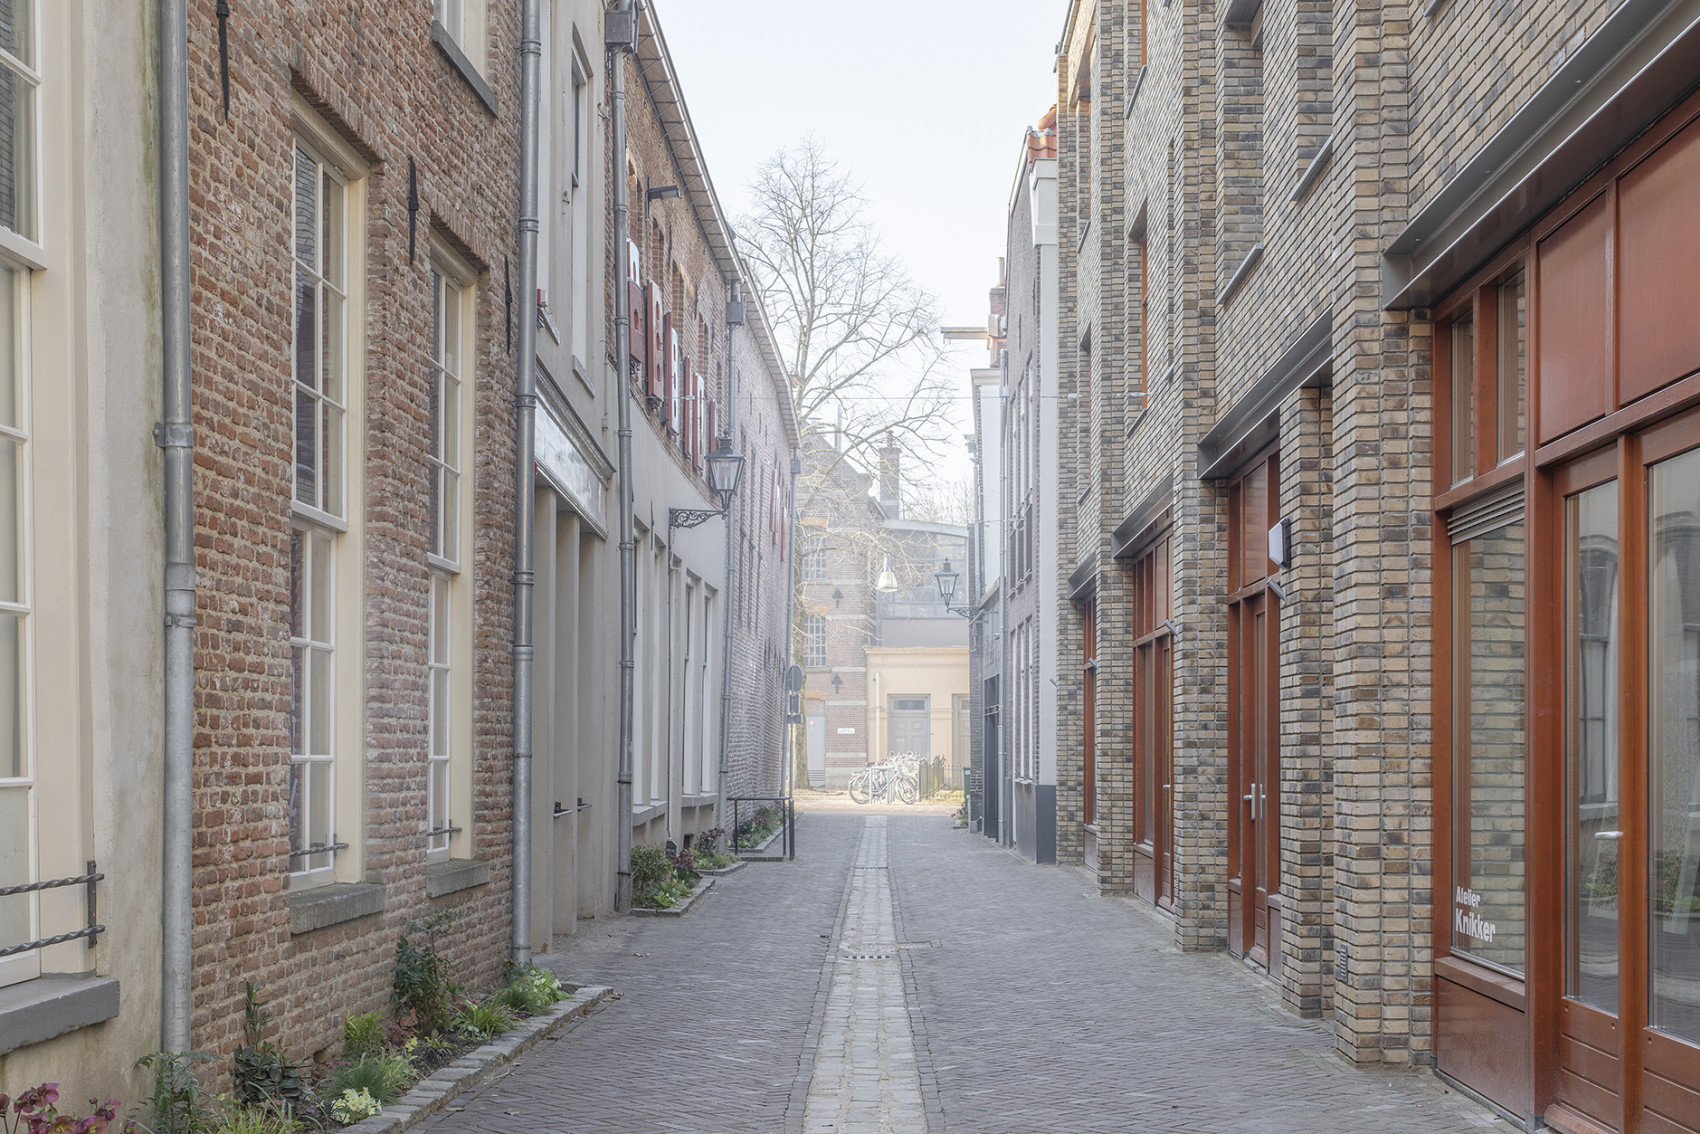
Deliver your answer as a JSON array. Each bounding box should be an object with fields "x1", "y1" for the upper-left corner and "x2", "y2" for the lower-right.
[{"x1": 657, "y1": 0, "x2": 1064, "y2": 486}]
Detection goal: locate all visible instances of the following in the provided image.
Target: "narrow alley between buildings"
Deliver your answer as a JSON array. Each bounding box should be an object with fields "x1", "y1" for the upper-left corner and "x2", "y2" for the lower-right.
[{"x1": 420, "y1": 813, "x2": 1508, "y2": 1134}]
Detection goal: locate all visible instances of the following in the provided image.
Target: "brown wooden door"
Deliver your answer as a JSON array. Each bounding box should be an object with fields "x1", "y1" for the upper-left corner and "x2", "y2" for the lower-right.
[
  {"x1": 1083, "y1": 597, "x2": 1099, "y2": 870},
  {"x1": 1131, "y1": 534, "x2": 1175, "y2": 907},
  {"x1": 1549, "y1": 426, "x2": 1700, "y2": 1134},
  {"x1": 1228, "y1": 452, "x2": 1281, "y2": 966}
]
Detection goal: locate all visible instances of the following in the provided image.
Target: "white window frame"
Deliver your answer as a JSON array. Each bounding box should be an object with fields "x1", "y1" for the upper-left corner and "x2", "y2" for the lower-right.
[
  {"x1": 288, "y1": 525, "x2": 338, "y2": 879},
  {"x1": 292, "y1": 139, "x2": 350, "y2": 527},
  {"x1": 0, "y1": 0, "x2": 41, "y2": 251},
  {"x1": 289, "y1": 99, "x2": 368, "y2": 889},
  {"x1": 428, "y1": 239, "x2": 477, "y2": 862},
  {"x1": 434, "y1": 0, "x2": 487, "y2": 75},
  {"x1": 0, "y1": 256, "x2": 36, "y2": 989}
]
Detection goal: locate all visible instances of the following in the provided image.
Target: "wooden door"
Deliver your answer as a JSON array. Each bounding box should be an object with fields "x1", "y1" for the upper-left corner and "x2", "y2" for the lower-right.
[
  {"x1": 1131, "y1": 534, "x2": 1175, "y2": 907},
  {"x1": 1228, "y1": 452, "x2": 1281, "y2": 966},
  {"x1": 1083, "y1": 597, "x2": 1099, "y2": 870},
  {"x1": 1548, "y1": 427, "x2": 1700, "y2": 1134}
]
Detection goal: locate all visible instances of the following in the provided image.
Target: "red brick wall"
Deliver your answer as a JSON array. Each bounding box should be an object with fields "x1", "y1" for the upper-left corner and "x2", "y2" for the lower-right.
[{"x1": 186, "y1": 0, "x2": 520, "y2": 1067}]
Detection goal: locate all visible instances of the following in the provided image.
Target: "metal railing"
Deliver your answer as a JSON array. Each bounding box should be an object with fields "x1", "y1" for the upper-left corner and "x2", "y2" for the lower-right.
[
  {"x1": 728, "y1": 796, "x2": 795, "y2": 860},
  {"x1": 0, "y1": 860, "x2": 105, "y2": 958},
  {"x1": 915, "y1": 756, "x2": 950, "y2": 800}
]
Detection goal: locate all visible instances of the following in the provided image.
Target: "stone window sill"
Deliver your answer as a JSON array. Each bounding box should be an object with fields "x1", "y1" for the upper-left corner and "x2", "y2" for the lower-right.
[
  {"x1": 426, "y1": 857, "x2": 491, "y2": 899},
  {"x1": 288, "y1": 881, "x2": 387, "y2": 935},
  {"x1": 0, "y1": 973, "x2": 121, "y2": 1057},
  {"x1": 430, "y1": 20, "x2": 499, "y2": 116}
]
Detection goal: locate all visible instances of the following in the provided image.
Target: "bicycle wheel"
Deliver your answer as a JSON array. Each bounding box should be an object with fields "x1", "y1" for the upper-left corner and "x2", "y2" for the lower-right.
[
  {"x1": 849, "y1": 771, "x2": 872, "y2": 805},
  {"x1": 896, "y1": 776, "x2": 919, "y2": 805}
]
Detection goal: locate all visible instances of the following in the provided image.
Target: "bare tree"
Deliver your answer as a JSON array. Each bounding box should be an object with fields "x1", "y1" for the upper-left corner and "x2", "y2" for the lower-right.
[{"x1": 736, "y1": 139, "x2": 957, "y2": 511}]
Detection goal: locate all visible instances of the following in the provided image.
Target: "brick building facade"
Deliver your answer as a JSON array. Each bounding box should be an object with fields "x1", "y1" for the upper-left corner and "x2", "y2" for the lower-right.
[{"x1": 990, "y1": 0, "x2": 1700, "y2": 1127}]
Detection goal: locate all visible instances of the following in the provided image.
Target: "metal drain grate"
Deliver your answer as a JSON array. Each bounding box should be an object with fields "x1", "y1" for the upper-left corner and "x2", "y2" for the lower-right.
[{"x1": 840, "y1": 951, "x2": 895, "y2": 961}]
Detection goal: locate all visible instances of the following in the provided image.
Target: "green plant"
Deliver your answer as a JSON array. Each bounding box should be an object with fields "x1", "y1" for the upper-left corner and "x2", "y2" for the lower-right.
[
  {"x1": 393, "y1": 910, "x2": 459, "y2": 1034},
  {"x1": 133, "y1": 1052, "x2": 217, "y2": 1134},
  {"x1": 211, "y1": 1107, "x2": 299, "y2": 1134},
  {"x1": 629, "y1": 844, "x2": 671, "y2": 893},
  {"x1": 329, "y1": 1055, "x2": 414, "y2": 1108},
  {"x1": 230, "y1": 985, "x2": 305, "y2": 1110},
  {"x1": 342, "y1": 1012, "x2": 387, "y2": 1060},
  {"x1": 327, "y1": 1091, "x2": 381, "y2": 1126},
  {"x1": 453, "y1": 999, "x2": 516, "y2": 1041},
  {"x1": 494, "y1": 966, "x2": 565, "y2": 1015}
]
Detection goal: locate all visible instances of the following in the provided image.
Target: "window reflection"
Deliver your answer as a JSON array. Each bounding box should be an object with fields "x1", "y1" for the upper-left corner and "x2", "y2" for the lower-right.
[{"x1": 1650, "y1": 447, "x2": 1700, "y2": 1042}]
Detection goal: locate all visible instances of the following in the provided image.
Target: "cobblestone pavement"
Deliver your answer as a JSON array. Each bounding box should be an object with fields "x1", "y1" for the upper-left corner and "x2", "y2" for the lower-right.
[{"x1": 419, "y1": 814, "x2": 1511, "y2": 1133}]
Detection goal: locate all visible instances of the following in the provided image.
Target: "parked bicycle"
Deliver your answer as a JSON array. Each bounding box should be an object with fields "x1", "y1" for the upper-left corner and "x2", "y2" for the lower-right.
[{"x1": 848, "y1": 753, "x2": 921, "y2": 805}]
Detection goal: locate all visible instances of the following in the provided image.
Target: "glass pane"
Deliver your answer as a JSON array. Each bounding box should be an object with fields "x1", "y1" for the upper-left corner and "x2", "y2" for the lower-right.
[
  {"x1": 1451, "y1": 315, "x2": 1475, "y2": 485},
  {"x1": 0, "y1": 436, "x2": 18, "y2": 604},
  {"x1": 1650, "y1": 446, "x2": 1700, "y2": 1041},
  {"x1": 0, "y1": 262, "x2": 16, "y2": 430},
  {"x1": 0, "y1": 786, "x2": 28, "y2": 949},
  {"x1": 443, "y1": 375, "x2": 460, "y2": 472},
  {"x1": 1566, "y1": 480, "x2": 1620, "y2": 1011},
  {"x1": 293, "y1": 149, "x2": 316, "y2": 266},
  {"x1": 320, "y1": 401, "x2": 342, "y2": 519},
  {"x1": 444, "y1": 282, "x2": 461, "y2": 377},
  {"x1": 432, "y1": 575, "x2": 450, "y2": 666},
  {"x1": 0, "y1": 613, "x2": 16, "y2": 781},
  {"x1": 289, "y1": 645, "x2": 304, "y2": 756},
  {"x1": 430, "y1": 668, "x2": 449, "y2": 757},
  {"x1": 288, "y1": 530, "x2": 304, "y2": 639},
  {"x1": 441, "y1": 469, "x2": 458, "y2": 560},
  {"x1": 431, "y1": 269, "x2": 443, "y2": 363},
  {"x1": 288, "y1": 760, "x2": 306, "y2": 856},
  {"x1": 309, "y1": 759, "x2": 331, "y2": 851},
  {"x1": 308, "y1": 647, "x2": 331, "y2": 756},
  {"x1": 0, "y1": 62, "x2": 35, "y2": 241},
  {"x1": 0, "y1": 1, "x2": 32, "y2": 67},
  {"x1": 1450, "y1": 523, "x2": 1527, "y2": 973},
  {"x1": 294, "y1": 388, "x2": 317, "y2": 509},
  {"x1": 431, "y1": 760, "x2": 449, "y2": 830},
  {"x1": 309, "y1": 532, "x2": 332, "y2": 643},
  {"x1": 320, "y1": 171, "x2": 341, "y2": 288},
  {"x1": 321, "y1": 289, "x2": 343, "y2": 405},
  {"x1": 1497, "y1": 275, "x2": 1526, "y2": 463}
]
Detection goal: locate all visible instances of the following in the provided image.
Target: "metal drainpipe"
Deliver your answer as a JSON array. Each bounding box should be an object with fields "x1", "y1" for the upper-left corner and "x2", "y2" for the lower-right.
[
  {"x1": 714, "y1": 283, "x2": 740, "y2": 846},
  {"x1": 783, "y1": 451, "x2": 799, "y2": 803},
  {"x1": 158, "y1": 0, "x2": 195, "y2": 1055},
  {"x1": 510, "y1": 0, "x2": 542, "y2": 967},
  {"x1": 610, "y1": 2, "x2": 637, "y2": 913}
]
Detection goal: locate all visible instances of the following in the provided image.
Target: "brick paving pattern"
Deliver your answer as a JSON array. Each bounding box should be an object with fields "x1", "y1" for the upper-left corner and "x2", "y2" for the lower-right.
[{"x1": 419, "y1": 814, "x2": 1510, "y2": 1133}]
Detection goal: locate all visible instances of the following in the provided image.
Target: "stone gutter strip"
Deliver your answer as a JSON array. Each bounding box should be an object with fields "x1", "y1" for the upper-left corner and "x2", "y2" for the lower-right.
[
  {"x1": 337, "y1": 986, "x2": 613, "y2": 1134},
  {"x1": 630, "y1": 876, "x2": 714, "y2": 918}
]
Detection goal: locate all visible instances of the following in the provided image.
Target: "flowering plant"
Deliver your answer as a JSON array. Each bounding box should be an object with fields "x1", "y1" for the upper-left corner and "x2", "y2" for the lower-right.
[
  {"x1": 0, "y1": 1085, "x2": 137, "y2": 1134},
  {"x1": 329, "y1": 1089, "x2": 382, "y2": 1124}
]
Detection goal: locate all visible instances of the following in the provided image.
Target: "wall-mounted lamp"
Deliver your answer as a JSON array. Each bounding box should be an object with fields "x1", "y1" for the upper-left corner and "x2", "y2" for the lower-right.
[
  {"x1": 647, "y1": 184, "x2": 682, "y2": 202},
  {"x1": 933, "y1": 559, "x2": 973, "y2": 619},
  {"x1": 832, "y1": 587, "x2": 843, "y2": 608},
  {"x1": 830, "y1": 673, "x2": 842, "y2": 693},
  {"x1": 669, "y1": 435, "x2": 746, "y2": 531}
]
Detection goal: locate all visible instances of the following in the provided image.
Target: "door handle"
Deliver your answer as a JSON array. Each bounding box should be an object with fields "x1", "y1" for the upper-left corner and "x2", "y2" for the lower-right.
[{"x1": 1594, "y1": 830, "x2": 1624, "y2": 840}]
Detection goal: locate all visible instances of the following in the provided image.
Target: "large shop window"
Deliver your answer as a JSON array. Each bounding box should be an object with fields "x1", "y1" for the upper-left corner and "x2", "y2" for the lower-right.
[{"x1": 1449, "y1": 505, "x2": 1527, "y2": 975}]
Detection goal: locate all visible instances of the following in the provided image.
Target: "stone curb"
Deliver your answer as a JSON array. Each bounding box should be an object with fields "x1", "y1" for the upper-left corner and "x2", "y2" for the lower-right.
[
  {"x1": 699, "y1": 858, "x2": 746, "y2": 876},
  {"x1": 336, "y1": 986, "x2": 613, "y2": 1134},
  {"x1": 630, "y1": 875, "x2": 714, "y2": 917}
]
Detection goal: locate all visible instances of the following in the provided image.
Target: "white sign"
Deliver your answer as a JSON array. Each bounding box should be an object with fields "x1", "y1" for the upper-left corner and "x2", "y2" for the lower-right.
[
  {"x1": 1454, "y1": 886, "x2": 1497, "y2": 943},
  {"x1": 836, "y1": 727, "x2": 856, "y2": 735},
  {"x1": 535, "y1": 406, "x2": 607, "y2": 529}
]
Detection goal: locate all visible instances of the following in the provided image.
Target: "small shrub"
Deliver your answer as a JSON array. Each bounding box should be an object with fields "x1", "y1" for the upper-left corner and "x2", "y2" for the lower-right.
[
  {"x1": 327, "y1": 1090, "x2": 382, "y2": 1126},
  {"x1": 494, "y1": 966, "x2": 565, "y2": 1015},
  {"x1": 667, "y1": 845, "x2": 702, "y2": 887},
  {"x1": 393, "y1": 910, "x2": 459, "y2": 1035},
  {"x1": 134, "y1": 1052, "x2": 217, "y2": 1134},
  {"x1": 213, "y1": 1107, "x2": 300, "y2": 1134},
  {"x1": 343, "y1": 1012, "x2": 387, "y2": 1060},
  {"x1": 628, "y1": 844, "x2": 670, "y2": 893},
  {"x1": 330, "y1": 1054, "x2": 414, "y2": 1107},
  {"x1": 231, "y1": 984, "x2": 305, "y2": 1110},
  {"x1": 453, "y1": 1000, "x2": 516, "y2": 1041}
]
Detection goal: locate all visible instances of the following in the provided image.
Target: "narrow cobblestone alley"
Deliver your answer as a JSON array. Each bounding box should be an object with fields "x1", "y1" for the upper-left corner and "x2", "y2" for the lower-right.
[{"x1": 419, "y1": 814, "x2": 1513, "y2": 1133}]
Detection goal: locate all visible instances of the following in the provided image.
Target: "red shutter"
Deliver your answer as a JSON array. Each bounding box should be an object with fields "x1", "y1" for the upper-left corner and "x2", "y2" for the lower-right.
[
  {"x1": 647, "y1": 286, "x2": 666, "y2": 401},
  {"x1": 706, "y1": 399, "x2": 718, "y2": 452},
  {"x1": 625, "y1": 241, "x2": 645, "y2": 368},
  {"x1": 659, "y1": 314, "x2": 676, "y2": 412},
  {"x1": 781, "y1": 507, "x2": 790, "y2": 560}
]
